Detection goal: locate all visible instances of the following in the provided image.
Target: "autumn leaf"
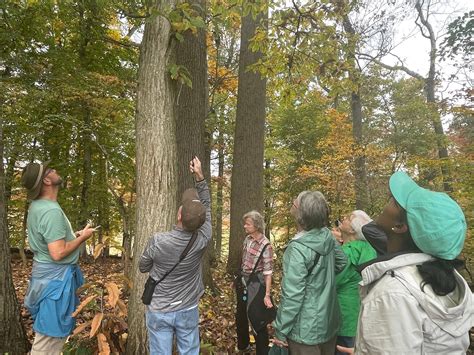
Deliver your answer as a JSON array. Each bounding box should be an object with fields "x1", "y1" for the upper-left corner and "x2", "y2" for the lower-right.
[
  {"x1": 72, "y1": 294, "x2": 97, "y2": 317},
  {"x1": 72, "y1": 321, "x2": 91, "y2": 336},
  {"x1": 94, "y1": 244, "x2": 104, "y2": 259},
  {"x1": 105, "y1": 282, "x2": 120, "y2": 308},
  {"x1": 97, "y1": 333, "x2": 111, "y2": 355},
  {"x1": 90, "y1": 312, "x2": 104, "y2": 338}
]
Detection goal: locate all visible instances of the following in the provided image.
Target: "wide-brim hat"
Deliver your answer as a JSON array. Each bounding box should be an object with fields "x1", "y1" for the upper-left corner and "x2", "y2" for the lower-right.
[
  {"x1": 21, "y1": 161, "x2": 50, "y2": 200},
  {"x1": 389, "y1": 171, "x2": 466, "y2": 260}
]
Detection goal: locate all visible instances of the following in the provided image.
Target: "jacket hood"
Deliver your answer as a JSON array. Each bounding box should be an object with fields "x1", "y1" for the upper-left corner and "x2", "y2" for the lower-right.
[
  {"x1": 361, "y1": 253, "x2": 474, "y2": 338},
  {"x1": 291, "y1": 227, "x2": 335, "y2": 256}
]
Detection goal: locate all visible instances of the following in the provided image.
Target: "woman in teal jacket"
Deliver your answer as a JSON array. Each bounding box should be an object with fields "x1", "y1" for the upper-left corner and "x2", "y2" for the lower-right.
[
  {"x1": 333, "y1": 210, "x2": 377, "y2": 354},
  {"x1": 273, "y1": 191, "x2": 347, "y2": 355}
]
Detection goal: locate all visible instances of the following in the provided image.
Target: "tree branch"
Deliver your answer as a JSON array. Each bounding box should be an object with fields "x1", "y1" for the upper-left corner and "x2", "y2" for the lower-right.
[
  {"x1": 357, "y1": 53, "x2": 425, "y2": 80},
  {"x1": 104, "y1": 36, "x2": 140, "y2": 49}
]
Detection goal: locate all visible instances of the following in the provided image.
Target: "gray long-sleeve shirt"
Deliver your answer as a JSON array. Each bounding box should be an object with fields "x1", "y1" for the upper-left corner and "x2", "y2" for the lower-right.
[{"x1": 139, "y1": 180, "x2": 212, "y2": 312}]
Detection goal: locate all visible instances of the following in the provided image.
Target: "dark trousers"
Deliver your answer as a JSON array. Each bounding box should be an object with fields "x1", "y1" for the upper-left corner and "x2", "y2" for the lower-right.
[{"x1": 235, "y1": 283, "x2": 269, "y2": 355}]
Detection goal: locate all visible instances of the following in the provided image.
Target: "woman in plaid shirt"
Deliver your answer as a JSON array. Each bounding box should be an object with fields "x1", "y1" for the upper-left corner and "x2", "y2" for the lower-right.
[{"x1": 235, "y1": 210, "x2": 274, "y2": 354}]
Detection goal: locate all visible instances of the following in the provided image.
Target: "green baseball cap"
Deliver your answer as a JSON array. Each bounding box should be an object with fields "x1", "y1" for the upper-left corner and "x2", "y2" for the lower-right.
[{"x1": 389, "y1": 171, "x2": 466, "y2": 260}]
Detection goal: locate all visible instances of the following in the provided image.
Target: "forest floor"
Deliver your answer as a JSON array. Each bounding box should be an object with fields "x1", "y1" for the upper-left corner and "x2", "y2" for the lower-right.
[
  {"x1": 11, "y1": 256, "x2": 282, "y2": 354},
  {"x1": 11, "y1": 257, "x2": 474, "y2": 354}
]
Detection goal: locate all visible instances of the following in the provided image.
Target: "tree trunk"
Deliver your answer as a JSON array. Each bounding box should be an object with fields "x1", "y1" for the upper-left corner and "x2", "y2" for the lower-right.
[
  {"x1": 342, "y1": 14, "x2": 369, "y2": 210},
  {"x1": 97, "y1": 153, "x2": 110, "y2": 257},
  {"x1": 414, "y1": 0, "x2": 451, "y2": 191},
  {"x1": 215, "y1": 131, "x2": 225, "y2": 259},
  {"x1": 20, "y1": 202, "x2": 29, "y2": 268},
  {"x1": 79, "y1": 107, "x2": 92, "y2": 229},
  {"x1": 264, "y1": 158, "x2": 272, "y2": 240},
  {"x1": 174, "y1": 0, "x2": 215, "y2": 290},
  {"x1": 0, "y1": 118, "x2": 29, "y2": 354},
  {"x1": 351, "y1": 90, "x2": 369, "y2": 210},
  {"x1": 126, "y1": 1, "x2": 178, "y2": 353},
  {"x1": 227, "y1": 4, "x2": 267, "y2": 275}
]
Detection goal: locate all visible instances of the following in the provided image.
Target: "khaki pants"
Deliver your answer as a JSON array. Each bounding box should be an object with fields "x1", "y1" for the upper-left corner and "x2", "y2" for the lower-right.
[
  {"x1": 31, "y1": 332, "x2": 66, "y2": 355},
  {"x1": 288, "y1": 336, "x2": 337, "y2": 355}
]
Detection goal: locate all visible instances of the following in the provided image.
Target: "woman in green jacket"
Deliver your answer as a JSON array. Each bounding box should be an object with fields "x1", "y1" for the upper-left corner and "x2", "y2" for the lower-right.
[
  {"x1": 333, "y1": 210, "x2": 377, "y2": 354},
  {"x1": 273, "y1": 191, "x2": 347, "y2": 355}
]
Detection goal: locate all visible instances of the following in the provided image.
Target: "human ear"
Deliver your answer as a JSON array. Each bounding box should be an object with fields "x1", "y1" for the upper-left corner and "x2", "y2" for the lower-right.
[{"x1": 391, "y1": 223, "x2": 408, "y2": 234}]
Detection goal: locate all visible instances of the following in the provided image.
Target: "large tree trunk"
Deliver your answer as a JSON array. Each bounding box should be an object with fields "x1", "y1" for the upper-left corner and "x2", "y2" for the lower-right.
[
  {"x1": 227, "y1": 4, "x2": 267, "y2": 275},
  {"x1": 0, "y1": 118, "x2": 29, "y2": 354},
  {"x1": 174, "y1": 0, "x2": 215, "y2": 289},
  {"x1": 126, "y1": 1, "x2": 178, "y2": 353}
]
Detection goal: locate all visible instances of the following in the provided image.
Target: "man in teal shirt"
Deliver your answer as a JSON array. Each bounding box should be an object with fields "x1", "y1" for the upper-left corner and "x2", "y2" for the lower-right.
[{"x1": 21, "y1": 162, "x2": 96, "y2": 354}]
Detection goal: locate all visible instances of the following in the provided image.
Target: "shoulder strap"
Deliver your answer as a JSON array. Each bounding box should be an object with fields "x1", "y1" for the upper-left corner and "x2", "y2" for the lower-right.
[
  {"x1": 250, "y1": 242, "x2": 269, "y2": 275},
  {"x1": 292, "y1": 240, "x2": 320, "y2": 276},
  {"x1": 156, "y1": 231, "x2": 198, "y2": 284},
  {"x1": 307, "y1": 252, "x2": 320, "y2": 276}
]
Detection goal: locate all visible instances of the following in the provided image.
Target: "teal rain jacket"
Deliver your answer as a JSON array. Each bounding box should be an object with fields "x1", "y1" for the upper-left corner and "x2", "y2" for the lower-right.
[{"x1": 274, "y1": 227, "x2": 347, "y2": 345}]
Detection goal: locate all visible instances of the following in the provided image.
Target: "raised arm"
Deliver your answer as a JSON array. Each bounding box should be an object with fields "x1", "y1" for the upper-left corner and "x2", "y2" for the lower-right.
[{"x1": 190, "y1": 157, "x2": 212, "y2": 244}]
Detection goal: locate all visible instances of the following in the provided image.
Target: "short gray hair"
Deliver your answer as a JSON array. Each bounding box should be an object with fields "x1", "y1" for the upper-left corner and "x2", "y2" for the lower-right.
[
  {"x1": 242, "y1": 210, "x2": 265, "y2": 234},
  {"x1": 350, "y1": 210, "x2": 372, "y2": 241},
  {"x1": 295, "y1": 191, "x2": 329, "y2": 231}
]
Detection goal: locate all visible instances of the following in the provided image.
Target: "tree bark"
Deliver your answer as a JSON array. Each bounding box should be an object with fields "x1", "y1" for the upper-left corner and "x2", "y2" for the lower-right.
[
  {"x1": 174, "y1": 0, "x2": 215, "y2": 289},
  {"x1": 227, "y1": 4, "x2": 267, "y2": 275},
  {"x1": 0, "y1": 118, "x2": 29, "y2": 354},
  {"x1": 126, "y1": 0, "x2": 178, "y2": 353}
]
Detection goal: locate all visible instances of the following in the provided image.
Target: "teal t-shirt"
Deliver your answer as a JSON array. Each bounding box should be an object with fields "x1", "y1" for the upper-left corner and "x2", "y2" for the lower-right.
[{"x1": 27, "y1": 199, "x2": 79, "y2": 264}]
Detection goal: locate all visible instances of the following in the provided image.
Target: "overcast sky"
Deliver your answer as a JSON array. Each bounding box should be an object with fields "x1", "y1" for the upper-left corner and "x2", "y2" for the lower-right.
[{"x1": 385, "y1": 0, "x2": 472, "y2": 103}]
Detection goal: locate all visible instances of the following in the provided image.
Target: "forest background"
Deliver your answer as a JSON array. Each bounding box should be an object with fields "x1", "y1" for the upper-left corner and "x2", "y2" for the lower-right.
[{"x1": 1, "y1": 0, "x2": 472, "y2": 353}]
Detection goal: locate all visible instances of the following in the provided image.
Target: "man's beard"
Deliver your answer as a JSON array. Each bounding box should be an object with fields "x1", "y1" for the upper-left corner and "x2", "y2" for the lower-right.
[{"x1": 52, "y1": 177, "x2": 64, "y2": 188}]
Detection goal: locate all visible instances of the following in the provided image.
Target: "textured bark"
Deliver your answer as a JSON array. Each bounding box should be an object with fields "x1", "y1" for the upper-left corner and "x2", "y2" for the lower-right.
[
  {"x1": 126, "y1": 1, "x2": 178, "y2": 353},
  {"x1": 0, "y1": 118, "x2": 29, "y2": 354},
  {"x1": 227, "y1": 6, "x2": 267, "y2": 275},
  {"x1": 174, "y1": 0, "x2": 215, "y2": 289}
]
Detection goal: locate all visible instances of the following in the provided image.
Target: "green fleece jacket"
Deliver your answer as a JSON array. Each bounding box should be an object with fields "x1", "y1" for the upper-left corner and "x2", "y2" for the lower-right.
[{"x1": 274, "y1": 227, "x2": 347, "y2": 345}]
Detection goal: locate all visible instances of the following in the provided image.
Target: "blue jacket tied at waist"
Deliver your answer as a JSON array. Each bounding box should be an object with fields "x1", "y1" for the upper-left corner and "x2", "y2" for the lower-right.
[{"x1": 25, "y1": 262, "x2": 84, "y2": 337}]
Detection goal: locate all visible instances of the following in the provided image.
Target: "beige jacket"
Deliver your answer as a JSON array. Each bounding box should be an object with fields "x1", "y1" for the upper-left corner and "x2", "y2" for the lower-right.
[{"x1": 355, "y1": 253, "x2": 473, "y2": 354}]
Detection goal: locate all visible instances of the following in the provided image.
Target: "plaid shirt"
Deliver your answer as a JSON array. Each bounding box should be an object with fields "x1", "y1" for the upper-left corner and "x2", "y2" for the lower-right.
[{"x1": 241, "y1": 235, "x2": 273, "y2": 276}]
